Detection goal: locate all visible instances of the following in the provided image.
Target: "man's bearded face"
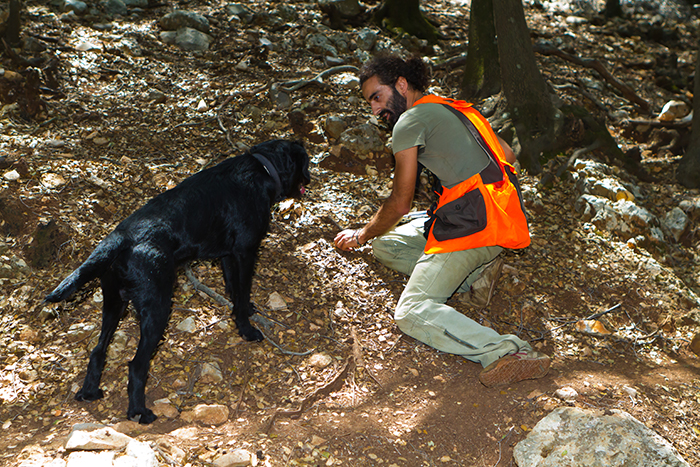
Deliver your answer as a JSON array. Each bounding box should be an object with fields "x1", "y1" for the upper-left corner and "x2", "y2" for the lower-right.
[{"x1": 381, "y1": 85, "x2": 408, "y2": 130}]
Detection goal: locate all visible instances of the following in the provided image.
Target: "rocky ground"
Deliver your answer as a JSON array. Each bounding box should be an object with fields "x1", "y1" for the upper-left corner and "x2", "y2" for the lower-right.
[{"x1": 1, "y1": 0, "x2": 699, "y2": 465}]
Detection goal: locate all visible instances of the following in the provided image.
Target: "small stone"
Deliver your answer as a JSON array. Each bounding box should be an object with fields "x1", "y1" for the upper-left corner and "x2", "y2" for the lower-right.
[
  {"x1": 4, "y1": 170, "x2": 20, "y2": 181},
  {"x1": 148, "y1": 90, "x2": 167, "y2": 104},
  {"x1": 200, "y1": 361, "x2": 224, "y2": 383},
  {"x1": 554, "y1": 386, "x2": 578, "y2": 402},
  {"x1": 65, "y1": 426, "x2": 133, "y2": 451},
  {"x1": 622, "y1": 386, "x2": 638, "y2": 398},
  {"x1": 63, "y1": 0, "x2": 88, "y2": 14},
  {"x1": 196, "y1": 99, "x2": 209, "y2": 112},
  {"x1": 213, "y1": 449, "x2": 252, "y2": 467},
  {"x1": 155, "y1": 440, "x2": 186, "y2": 463},
  {"x1": 41, "y1": 173, "x2": 67, "y2": 188},
  {"x1": 310, "y1": 435, "x2": 326, "y2": 446},
  {"x1": 690, "y1": 332, "x2": 700, "y2": 357},
  {"x1": 181, "y1": 404, "x2": 229, "y2": 425},
  {"x1": 176, "y1": 317, "x2": 197, "y2": 333},
  {"x1": 658, "y1": 100, "x2": 691, "y2": 121},
  {"x1": 324, "y1": 116, "x2": 346, "y2": 140},
  {"x1": 334, "y1": 301, "x2": 347, "y2": 318},
  {"x1": 93, "y1": 290, "x2": 103, "y2": 304},
  {"x1": 111, "y1": 421, "x2": 143, "y2": 436},
  {"x1": 121, "y1": 440, "x2": 158, "y2": 467},
  {"x1": 66, "y1": 451, "x2": 116, "y2": 466},
  {"x1": 267, "y1": 292, "x2": 287, "y2": 311},
  {"x1": 308, "y1": 353, "x2": 333, "y2": 369},
  {"x1": 153, "y1": 399, "x2": 179, "y2": 419},
  {"x1": 66, "y1": 322, "x2": 97, "y2": 342}
]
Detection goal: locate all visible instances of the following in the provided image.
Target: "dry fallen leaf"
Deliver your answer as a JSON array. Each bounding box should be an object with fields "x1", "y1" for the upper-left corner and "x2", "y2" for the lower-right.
[{"x1": 575, "y1": 319, "x2": 612, "y2": 336}]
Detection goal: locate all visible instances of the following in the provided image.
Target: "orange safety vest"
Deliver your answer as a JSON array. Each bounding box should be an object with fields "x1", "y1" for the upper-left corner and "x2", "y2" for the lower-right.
[{"x1": 415, "y1": 95, "x2": 531, "y2": 254}]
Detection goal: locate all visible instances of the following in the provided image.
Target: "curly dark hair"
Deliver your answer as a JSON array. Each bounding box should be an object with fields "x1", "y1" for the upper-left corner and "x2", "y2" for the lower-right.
[{"x1": 358, "y1": 54, "x2": 430, "y2": 92}]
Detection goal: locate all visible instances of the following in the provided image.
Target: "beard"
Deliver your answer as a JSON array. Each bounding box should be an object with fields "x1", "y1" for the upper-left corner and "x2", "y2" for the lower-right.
[{"x1": 381, "y1": 86, "x2": 407, "y2": 130}]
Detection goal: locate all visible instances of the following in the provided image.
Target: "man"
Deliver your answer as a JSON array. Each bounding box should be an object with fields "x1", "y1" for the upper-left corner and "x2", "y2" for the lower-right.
[{"x1": 334, "y1": 54, "x2": 550, "y2": 387}]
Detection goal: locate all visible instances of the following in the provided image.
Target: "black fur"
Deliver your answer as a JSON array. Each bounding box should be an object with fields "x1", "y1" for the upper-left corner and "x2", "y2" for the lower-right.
[{"x1": 45, "y1": 139, "x2": 310, "y2": 424}]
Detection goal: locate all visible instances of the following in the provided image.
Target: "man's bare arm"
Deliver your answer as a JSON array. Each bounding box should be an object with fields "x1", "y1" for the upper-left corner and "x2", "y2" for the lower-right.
[
  {"x1": 334, "y1": 146, "x2": 418, "y2": 250},
  {"x1": 497, "y1": 136, "x2": 516, "y2": 164}
]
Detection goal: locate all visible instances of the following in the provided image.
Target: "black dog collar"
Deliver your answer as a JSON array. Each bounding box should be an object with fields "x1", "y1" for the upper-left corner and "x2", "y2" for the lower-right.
[{"x1": 251, "y1": 153, "x2": 283, "y2": 201}]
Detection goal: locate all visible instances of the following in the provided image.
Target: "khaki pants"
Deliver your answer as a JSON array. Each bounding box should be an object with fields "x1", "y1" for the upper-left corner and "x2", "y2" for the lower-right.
[{"x1": 373, "y1": 218, "x2": 530, "y2": 368}]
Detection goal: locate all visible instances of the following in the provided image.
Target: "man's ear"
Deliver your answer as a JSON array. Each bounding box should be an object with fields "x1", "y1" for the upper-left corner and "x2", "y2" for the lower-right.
[{"x1": 395, "y1": 76, "x2": 409, "y2": 96}]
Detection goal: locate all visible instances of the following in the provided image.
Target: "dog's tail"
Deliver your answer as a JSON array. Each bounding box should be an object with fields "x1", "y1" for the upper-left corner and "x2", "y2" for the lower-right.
[{"x1": 45, "y1": 232, "x2": 129, "y2": 303}]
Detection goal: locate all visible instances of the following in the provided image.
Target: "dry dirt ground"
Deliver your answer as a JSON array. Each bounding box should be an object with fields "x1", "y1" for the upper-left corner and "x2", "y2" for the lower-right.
[{"x1": 1, "y1": 0, "x2": 700, "y2": 465}]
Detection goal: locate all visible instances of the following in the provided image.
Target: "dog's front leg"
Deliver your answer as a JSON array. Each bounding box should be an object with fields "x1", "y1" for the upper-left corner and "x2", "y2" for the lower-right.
[{"x1": 222, "y1": 254, "x2": 263, "y2": 342}]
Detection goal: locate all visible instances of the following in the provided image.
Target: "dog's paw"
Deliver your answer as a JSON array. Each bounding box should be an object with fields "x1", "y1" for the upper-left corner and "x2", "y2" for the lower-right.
[
  {"x1": 128, "y1": 408, "x2": 157, "y2": 425},
  {"x1": 240, "y1": 326, "x2": 264, "y2": 342},
  {"x1": 75, "y1": 388, "x2": 104, "y2": 401}
]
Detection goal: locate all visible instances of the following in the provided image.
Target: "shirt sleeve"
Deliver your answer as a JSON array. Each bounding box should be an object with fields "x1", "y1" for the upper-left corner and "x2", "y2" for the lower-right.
[{"x1": 391, "y1": 109, "x2": 427, "y2": 154}]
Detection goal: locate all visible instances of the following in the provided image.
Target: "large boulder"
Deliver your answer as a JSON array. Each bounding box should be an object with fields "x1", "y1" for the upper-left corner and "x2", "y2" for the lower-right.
[{"x1": 514, "y1": 407, "x2": 690, "y2": 467}]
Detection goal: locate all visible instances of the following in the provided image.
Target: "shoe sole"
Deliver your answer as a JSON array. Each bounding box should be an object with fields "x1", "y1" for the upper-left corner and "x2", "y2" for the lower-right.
[{"x1": 479, "y1": 355, "x2": 550, "y2": 387}]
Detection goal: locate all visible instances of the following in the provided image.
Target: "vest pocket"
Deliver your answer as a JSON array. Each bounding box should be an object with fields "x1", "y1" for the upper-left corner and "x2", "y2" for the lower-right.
[{"x1": 432, "y1": 188, "x2": 487, "y2": 241}]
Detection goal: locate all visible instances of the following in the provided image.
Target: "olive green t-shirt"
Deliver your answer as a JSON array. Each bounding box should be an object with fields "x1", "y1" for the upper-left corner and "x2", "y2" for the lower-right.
[{"x1": 392, "y1": 102, "x2": 489, "y2": 189}]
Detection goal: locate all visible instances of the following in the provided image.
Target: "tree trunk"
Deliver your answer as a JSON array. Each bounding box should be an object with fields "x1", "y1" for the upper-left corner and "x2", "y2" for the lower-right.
[
  {"x1": 373, "y1": 0, "x2": 439, "y2": 44},
  {"x1": 460, "y1": 0, "x2": 501, "y2": 101},
  {"x1": 676, "y1": 41, "x2": 700, "y2": 189},
  {"x1": 493, "y1": 0, "x2": 559, "y2": 173},
  {"x1": 603, "y1": 0, "x2": 623, "y2": 18},
  {"x1": 4, "y1": 0, "x2": 21, "y2": 46}
]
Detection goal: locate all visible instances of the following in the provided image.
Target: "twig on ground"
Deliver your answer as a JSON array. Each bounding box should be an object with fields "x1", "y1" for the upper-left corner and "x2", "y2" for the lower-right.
[
  {"x1": 585, "y1": 303, "x2": 622, "y2": 320},
  {"x1": 556, "y1": 139, "x2": 604, "y2": 177},
  {"x1": 433, "y1": 53, "x2": 468, "y2": 70},
  {"x1": 387, "y1": 334, "x2": 403, "y2": 354},
  {"x1": 216, "y1": 95, "x2": 236, "y2": 149},
  {"x1": 234, "y1": 372, "x2": 252, "y2": 416},
  {"x1": 623, "y1": 114, "x2": 692, "y2": 129},
  {"x1": 184, "y1": 266, "x2": 230, "y2": 308},
  {"x1": 163, "y1": 117, "x2": 217, "y2": 133},
  {"x1": 491, "y1": 426, "x2": 515, "y2": 467},
  {"x1": 184, "y1": 265, "x2": 315, "y2": 356},
  {"x1": 551, "y1": 82, "x2": 609, "y2": 112},
  {"x1": 549, "y1": 302, "x2": 622, "y2": 332},
  {"x1": 278, "y1": 65, "x2": 359, "y2": 92}
]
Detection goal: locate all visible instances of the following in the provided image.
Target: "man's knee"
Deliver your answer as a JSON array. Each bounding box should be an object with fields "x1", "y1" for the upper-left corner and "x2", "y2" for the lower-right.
[
  {"x1": 371, "y1": 235, "x2": 394, "y2": 263},
  {"x1": 394, "y1": 297, "x2": 420, "y2": 333}
]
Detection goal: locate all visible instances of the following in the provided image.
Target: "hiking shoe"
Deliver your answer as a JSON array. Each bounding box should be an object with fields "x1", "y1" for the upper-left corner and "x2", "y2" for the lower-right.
[{"x1": 479, "y1": 350, "x2": 550, "y2": 387}]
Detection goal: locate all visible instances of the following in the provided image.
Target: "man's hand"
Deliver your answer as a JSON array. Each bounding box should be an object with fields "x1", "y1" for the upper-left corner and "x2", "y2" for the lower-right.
[{"x1": 334, "y1": 229, "x2": 362, "y2": 251}]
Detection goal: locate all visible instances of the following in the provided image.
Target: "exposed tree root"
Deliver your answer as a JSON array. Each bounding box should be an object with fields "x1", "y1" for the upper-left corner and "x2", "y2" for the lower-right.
[
  {"x1": 534, "y1": 43, "x2": 650, "y2": 112},
  {"x1": 262, "y1": 354, "x2": 356, "y2": 433}
]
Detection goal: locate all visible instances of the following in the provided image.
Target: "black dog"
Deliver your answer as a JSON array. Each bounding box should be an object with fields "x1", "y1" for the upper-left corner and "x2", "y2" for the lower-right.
[{"x1": 45, "y1": 139, "x2": 310, "y2": 424}]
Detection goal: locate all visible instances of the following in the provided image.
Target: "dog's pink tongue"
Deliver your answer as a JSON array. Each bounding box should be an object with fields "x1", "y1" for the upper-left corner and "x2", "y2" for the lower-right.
[{"x1": 300, "y1": 186, "x2": 306, "y2": 195}]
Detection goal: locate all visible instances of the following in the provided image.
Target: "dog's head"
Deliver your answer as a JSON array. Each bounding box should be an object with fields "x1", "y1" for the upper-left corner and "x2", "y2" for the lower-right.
[{"x1": 249, "y1": 139, "x2": 311, "y2": 199}]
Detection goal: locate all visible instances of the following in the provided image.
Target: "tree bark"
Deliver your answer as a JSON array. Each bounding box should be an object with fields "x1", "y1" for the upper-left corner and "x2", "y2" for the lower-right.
[
  {"x1": 676, "y1": 39, "x2": 700, "y2": 189},
  {"x1": 460, "y1": 0, "x2": 501, "y2": 101},
  {"x1": 493, "y1": 0, "x2": 560, "y2": 173},
  {"x1": 4, "y1": 0, "x2": 21, "y2": 46},
  {"x1": 603, "y1": 0, "x2": 623, "y2": 18},
  {"x1": 373, "y1": 0, "x2": 439, "y2": 44}
]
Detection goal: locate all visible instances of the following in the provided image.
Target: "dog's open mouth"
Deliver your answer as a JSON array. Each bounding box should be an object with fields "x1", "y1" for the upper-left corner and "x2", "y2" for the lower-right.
[{"x1": 298, "y1": 184, "x2": 306, "y2": 196}]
